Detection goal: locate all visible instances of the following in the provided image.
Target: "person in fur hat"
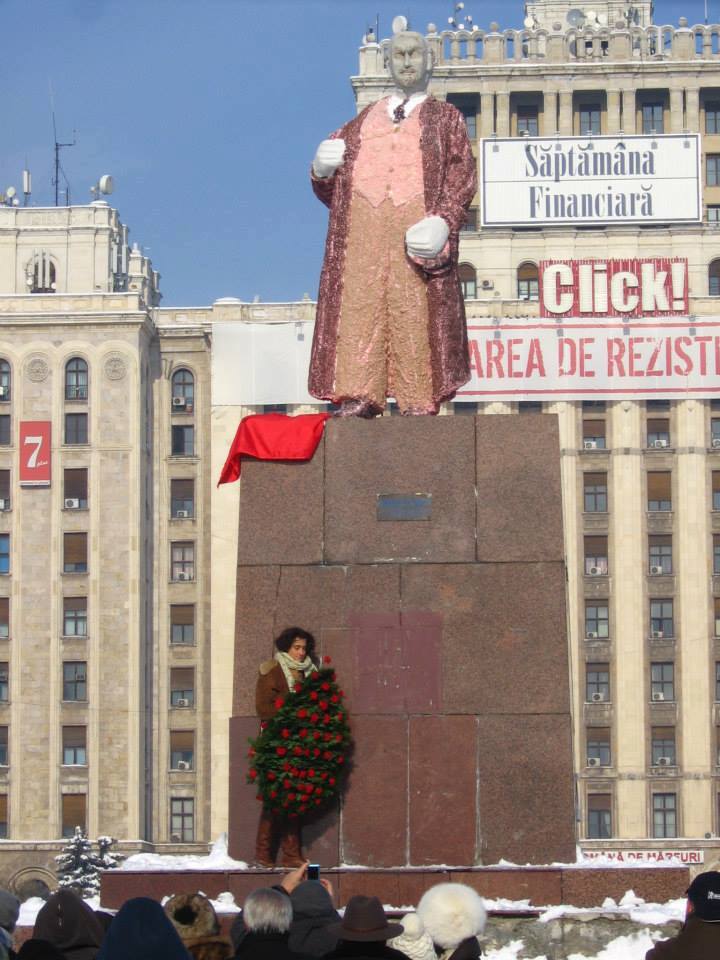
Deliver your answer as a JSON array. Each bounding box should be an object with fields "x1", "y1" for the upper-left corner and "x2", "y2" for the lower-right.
[
  {"x1": 416, "y1": 883, "x2": 486, "y2": 960},
  {"x1": 388, "y1": 913, "x2": 436, "y2": 960},
  {"x1": 164, "y1": 893, "x2": 233, "y2": 960}
]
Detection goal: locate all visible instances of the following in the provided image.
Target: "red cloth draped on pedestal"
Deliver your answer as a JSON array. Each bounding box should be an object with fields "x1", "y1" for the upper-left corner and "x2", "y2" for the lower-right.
[{"x1": 217, "y1": 413, "x2": 331, "y2": 485}]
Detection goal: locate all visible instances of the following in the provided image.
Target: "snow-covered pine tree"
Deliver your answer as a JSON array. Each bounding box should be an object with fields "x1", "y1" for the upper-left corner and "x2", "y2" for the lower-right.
[
  {"x1": 55, "y1": 826, "x2": 99, "y2": 897},
  {"x1": 94, "y1": 835, "x2": 124, "y2": 870}
]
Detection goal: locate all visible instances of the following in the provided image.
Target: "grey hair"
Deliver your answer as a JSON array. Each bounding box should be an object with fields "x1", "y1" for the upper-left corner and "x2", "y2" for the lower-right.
[{"x1": 243, "y1": 887, "x2": 293, "y2": 934}]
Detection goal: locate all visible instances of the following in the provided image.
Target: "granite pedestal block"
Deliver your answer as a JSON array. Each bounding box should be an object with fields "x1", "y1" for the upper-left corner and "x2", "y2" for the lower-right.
[{"x1": 229, "y1": 415, "x2": 574, "y2": 866}]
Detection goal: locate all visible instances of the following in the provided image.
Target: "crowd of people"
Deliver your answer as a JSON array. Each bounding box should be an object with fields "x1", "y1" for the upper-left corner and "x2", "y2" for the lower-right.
[{"x1": 0, "y1": 863, "x2": 715, "y2": 958}]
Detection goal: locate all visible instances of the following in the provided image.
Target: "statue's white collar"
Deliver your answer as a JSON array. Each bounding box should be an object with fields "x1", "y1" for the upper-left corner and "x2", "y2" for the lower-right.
[{"x1": 387, "y1": 92, "x2": 427, "y2": 120}]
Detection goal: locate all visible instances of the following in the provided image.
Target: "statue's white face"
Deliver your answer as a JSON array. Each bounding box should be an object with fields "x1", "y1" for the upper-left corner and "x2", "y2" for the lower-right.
[{"x1": 390, "y1": 32, "x2": 432, "y2": 95}]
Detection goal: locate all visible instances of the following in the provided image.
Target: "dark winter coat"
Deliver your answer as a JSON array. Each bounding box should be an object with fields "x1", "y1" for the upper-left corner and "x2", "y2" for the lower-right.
[
  {"x1": 323, "y1": 942, "x2": 410, "y2": 960},
  {"x1": 444, "y1": 937, "x2": 482, "y2": 960},
  {"x1": 17, "y1": 940, "x2": 65, "y2": 959},
  {"x1": 33, "y1": 890, "x2": 105, "y2": 960},
  {"x1": 645, "y1": 914, "x2": 720, "y2": 959},
  {"x1": 288, "y1": 881, "x2": 341, "y2": 957},
  {"x1": 96, "y1": 897, "x2": 191, "y2": 960},
  {"x1": 232, "y1": 930, "x2": 314, "y2": 960}
]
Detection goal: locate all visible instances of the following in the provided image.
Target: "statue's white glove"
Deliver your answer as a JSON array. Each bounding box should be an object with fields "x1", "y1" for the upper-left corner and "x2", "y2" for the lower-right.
[
  {"x1": 312, "y1": 139, "x2": 346, "y2": 179},
  {"x1": 405, "y1": 216, "x2": 450, "y2": 259}
]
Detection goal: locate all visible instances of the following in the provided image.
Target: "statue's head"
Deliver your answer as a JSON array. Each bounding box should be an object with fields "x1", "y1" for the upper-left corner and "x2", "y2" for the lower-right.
[{"x1": 389, "y1": 30, "x2": 433, "y2": 95}]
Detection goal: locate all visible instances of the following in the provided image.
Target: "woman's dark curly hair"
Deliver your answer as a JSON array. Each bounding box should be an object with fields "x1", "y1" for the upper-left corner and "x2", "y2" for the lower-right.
[{"x1": 274, "y1": 626, "x2": 316, "y2": 660}]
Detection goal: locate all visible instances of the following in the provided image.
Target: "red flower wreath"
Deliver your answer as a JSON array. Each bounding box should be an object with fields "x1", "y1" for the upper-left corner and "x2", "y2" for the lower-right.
[{"x1": 247, "y1": 661, "x2": 352, "y2": 817}]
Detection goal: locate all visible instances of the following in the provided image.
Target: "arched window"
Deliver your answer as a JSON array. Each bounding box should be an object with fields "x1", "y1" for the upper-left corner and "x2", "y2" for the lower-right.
[
  {"x1": 710, "y1": 260, "x2": 720, "y2": 297},
  {"x1": 517, "y1": 262, "x2": 539, "y2": 301},
  {"x1": 171, "y1": 369, "x2": 194, "y2": 412},
  {"x1": 0, "y1": 362, "x2": 11, "y2": 402},
  {"x1": 458, "y1": 263, "x2": 477, "y2": 300},
  {"x1": 65, "y1": 358, "x2": 88, "y2": 401},
  {"x1": 26, "y1": 252, "x2": 56, "y2": 294}
]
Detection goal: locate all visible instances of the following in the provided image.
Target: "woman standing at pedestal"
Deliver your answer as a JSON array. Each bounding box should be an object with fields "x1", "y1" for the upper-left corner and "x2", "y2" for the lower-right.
[{"x1": 254, "y1": 627, "x2": 318, "y2": 867}]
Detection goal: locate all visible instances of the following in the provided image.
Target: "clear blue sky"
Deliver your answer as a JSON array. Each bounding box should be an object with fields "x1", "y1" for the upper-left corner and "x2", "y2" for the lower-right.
[{"x1": 0, "y1": 0, "x2": 710, "y2": 306}]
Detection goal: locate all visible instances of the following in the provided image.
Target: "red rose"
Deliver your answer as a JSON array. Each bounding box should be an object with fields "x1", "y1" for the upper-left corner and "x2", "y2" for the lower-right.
[
  {"x1": 311, "y1": 713, "x2": 319, "y2": 724},
  {"x1": 260, "y1": 721, "x2": 268, "y2": 730},
  {"x1": 281, "y1": 729, "x2": 290, "y2": 739},
  {"x1": 320, "y1": 772, "x2": 328, "y2": 780},
  {"x1": 284, "y1": 779, "x2": 292, "y2": 789},
  {"x1": 293, "y1": 746, "x2": 303, "y2": 756},
  {"x1": 313, "y1": 731, "x2": 321, "y2": 740},
  {"x1": 315, "y1": 798, "x2": 322, "y2": 805},
  {"x1": 248, "y1": 748, "x2": 256, "y2": 757},
  {"x1": 249, "y1": 769, "x2": 257, "y2": 779},
  {"x1": 339, "y1": 690, "x2": 345, "y2": 698},
  {"x1": 310, "y1": 691, "x2": 319, "y2": 701},
  {"x1": 323, "y1": 655, "x2": 332, "y2": 664},
  {"x1": 323, "y1": 751, "x2": 332, "y2": 760},
  {"x1": 297, "y1": 708, "x2": 307, "y2": 719},
  {"x1": 313, "y1": 748, "x2": 321, "y2": 757},
  {"x1": 308, "y1": 768, "x2": 315, "y2": 777},
  {"x1": 306, "y1": 784, "x2": 314, "y2": 794},
  {"x1": 315, "y1": 787, "x2": 323, "y2": 795},
  {"x1": 298, "y1": 769, "x2": 306, "y2": 779},
  {"x1": 337, "y1": 756, "x2": 344, "y2": 764},
  {"x1": 330, "y1": 694, "x2": 339, "y2": 704},
  {"x1": 270, "y1": 790, "x2": 278, "y2": 798},
  {"x1": 329, "y1": 777, "x2": 336, "y2": 786},
  {"x1": 321, "y1": 682, "x2": 330, "y2": 692},
  {"x1": 299, "y1": 729, "x2": 308, "y2": 739},
  {"x1": 274, "y1": 698, "x2": 284, "y2": 709},
  {"x1": 282, "y1": 761, "x2": 290, "y2": 771},
  {"x1": 299, "y1": 804, "x2": 307, "y2": 813},
  {"x1": 335, "y1": 733, "x2": 342, "y2": 742},
  {"x1": 323, "y1": 715, "x2": 331, "y2": 725},
  {"x1": 323, "y1": 733, "x2": 332, "y2": 742},
  {"x1": 256, "y1": 794, "x2": 263, "y2": 801},
  {"x1": 319, "y1": 700, "x2": 328, "y2": 711},
  {"x1": 295, "y1": 682, "x2": 303, "y2": 692},
  {"x1": 268, "y1": 772, "x2": 276, "y2": 781},
  {"x1": 337, "y1": 713, "x2": 344, "y2": 722},
  {"x1": 311, "y1": 671, "x2": 319, "y2": 679},
  {"x1": 276, "y1": 747, "x2": 287, "y2": 756},
  {"x1": 330, "y1": 672, "x2": 336, "y2": 681},
  {"x1": 288, "y1": 793, "x2": 296, "y2": 801},
  {"x1": 304, "y1": 749, "x2": 310, "y2": 756}
]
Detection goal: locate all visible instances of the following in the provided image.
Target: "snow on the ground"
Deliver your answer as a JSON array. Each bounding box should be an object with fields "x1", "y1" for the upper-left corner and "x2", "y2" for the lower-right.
[
  {"x1": 537, "y1": 889, "x2": 685, "y2": 925},
  {"x1": 121, "y1": 833, "x2": 248, "y2": 872},
  {"x1": 18, "y1": 895, "x2": 101, "y2": 927}
]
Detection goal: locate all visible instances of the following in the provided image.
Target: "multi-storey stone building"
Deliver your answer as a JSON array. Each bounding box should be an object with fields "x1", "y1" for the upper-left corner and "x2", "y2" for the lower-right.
[{"x1": 4, "y1": 0, "x2": 720, "y2": 891}]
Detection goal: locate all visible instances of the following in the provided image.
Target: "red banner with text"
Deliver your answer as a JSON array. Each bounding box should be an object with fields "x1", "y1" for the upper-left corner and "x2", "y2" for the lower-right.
[{"x1": 19, "y1": 421, "x2": 51, "y2": 486}]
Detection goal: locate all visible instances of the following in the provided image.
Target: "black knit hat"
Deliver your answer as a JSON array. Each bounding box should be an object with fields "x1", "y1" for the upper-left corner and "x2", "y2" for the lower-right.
[{"x1": 687, "y1": 871, "x2": 720, "y2": 921}]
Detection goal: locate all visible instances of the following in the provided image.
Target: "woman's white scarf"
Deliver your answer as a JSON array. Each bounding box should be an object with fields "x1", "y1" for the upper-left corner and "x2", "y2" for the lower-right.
[{"x1": 275, "y1": 650, "x2": 315, "y2": 694}]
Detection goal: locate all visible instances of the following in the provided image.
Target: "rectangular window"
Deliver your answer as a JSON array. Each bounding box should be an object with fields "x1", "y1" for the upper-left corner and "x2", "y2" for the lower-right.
[
  {"x1": 715, "y1": 535, "x2": 720, "y2": 575},
  {"x1": 262, "y1": 404, "x2": 287, "y2": 414},
  {"x1": 713, "y1": 419, "x2": 720, "y2": 443},
  {"x1": 582, "y1": 420, "x2": 606, "y2": 449},
  {"x1": 0, "y1": 598, "x2": 10, "y2": 639},
  {"x1": 650, "y1": 599, "x2": 674, "y2": 638},
  {"x1": 517, "y1": 277, "x2": 539, "y2": 300},
  {"x1": 517, "y1": 105, "x2": 539, "y2": 136},
  {"x1": 716, "y1": 662, "x2": 720, "y2": 700},
  {"x1": 0, "y1": 471, "x2": 9, "y2": 511},
  {"x1": 454, "y1": 402, "x2": 479, "y2": 416},
  {"x1": 585, "y1": 602, "x2": 609, "y2": 639},
  {"x1": 446, "y1": 94, "x2": 478, "y2": 139},
  {"x1": 62, "y1": 662, "x2": 87, "y2": 702},
  {"x1": 651, "y1": 661, "x2": 675, "y2": 701},
  {"x1": 0, "y1": 417, "x2": 10, "y2": 448},
  {"x1": 170, "y1": 605, "x2": 195, "y2": 645},
  {"x1": 579, "y1": 105, "x2": 601, "y2": 135},
  {"x1": 518, "y1": 402, "x2": 542, "y2": 415},
  {"x1": 709, "y1": 205, "x2": 720, "y2": 224},
  {"x1": 170, "y1": 797, "x2": 194, "y2": 842},
  {"x1": 708, "y1": 155, "x2": 720, "y2": 186},
  {"x1": 648, "y1": 471, "x2": 672, "y2": 511},
  {"x1": 707, "y1": 102, "x2": 720, "y2": 133},
  {"x1": 652, "y1": 792, "x2": 677, "y2": 838},
  {"x1": 642, "y1": 102, "x2": 664, "y2": 133},
  {"x1": 587, "y1": 793, "x2": 611, "y2": 839},
  {"x1": 584, "y1": 536, "x2": 608, "y2": 576},
  {"x1": 647, "y1": 418, "x2": 670, "y2": 447},
  {"x1": 583, "y1": 473, "x2": 608, "y2": 512},
  {"x1": 716, "y1": 598, "x2": 720, "y2": 637},
  {"x1": 587, "y1": 727, "x2": 611, "y2": 766},
  {"x1": 62, "y1": 794, "x2": 86, "y2": 838},
  {"x1": 713, "y1": 473, "x2": 720, "y2": 510},
  {"x1": 0, "y1": 664, "x2": 9, "y2": 703},
  {"x1": 651, "y1": 726, "x2": 676, "y2": 766},
  {"x1": 0, "y1": 795, "x2": 8, "y2": 838},
  {"x1": 64, "y1": 413, "x2": 88, "y2": 446},
  {"x1": 460, "y1": 208, "x2": 479, "y2": 232},
  {"x1": 170, "y1": 668, "x2": 195, "y2": 708},
  {"x1": 170, "y1": 479, "x2": 194, "y2": 519},
  {"x1": 649, "y1": 535, "x2": 672, "y2": 575},
  {"x1": 64, "y1": 469, "x2": 88, "y2": 509},
  {"x1": 171, "y1": 425, "x2": 195, "y2": 456},
  {"x1": 0, "y1": 728, "x2": 8, "y2": 767},
  {"x1": 171, "y1": 542, "x2": 195, "y2": 582},
  {"x1": 63, "y1": 597, "x2": 87, "y2": 637},
  {"x1": 63, "y1": 533, "x2": 87, "y2": 574},
  {"x1": 62, "y1": 726, "x2": 87, "y2": 766},
  {"x1": 586, "y1": 663, "x2": 610, "y2": 701},
  {"x1": 170, "y1": 730, "x2": 194, "y2": 770},
  {"x1": 0, "y1": 536, "x2": 9, "y2": 576}
]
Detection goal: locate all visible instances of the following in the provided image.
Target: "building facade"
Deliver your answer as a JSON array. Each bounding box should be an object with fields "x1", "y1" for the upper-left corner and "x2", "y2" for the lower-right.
[{"x1": 3, "y1": 0, "x2": 720, "y2": 891}]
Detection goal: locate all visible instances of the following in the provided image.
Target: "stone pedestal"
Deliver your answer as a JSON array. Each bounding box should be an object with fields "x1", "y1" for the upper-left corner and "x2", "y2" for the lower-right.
[{"x1": 228, "y1": 415, "x2": 575, "y2": 866}]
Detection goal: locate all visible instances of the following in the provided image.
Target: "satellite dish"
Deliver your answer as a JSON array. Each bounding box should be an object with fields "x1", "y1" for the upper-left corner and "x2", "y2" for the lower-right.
[
  {"x1": 5, "y1": 187, "x2": 16, "y2": 199},
  {"x1": 567, "y1": 8, "x2": 586, "y2": 25},
  {"x1": 392, "y1": 15, "x2": 408, "y2": 34},
  {"x1": 98, "y1": 175, "x2": 114, "y2": 195},
  {"x1": 524, "y1": 16, "x2": 535, "y2": 28}
]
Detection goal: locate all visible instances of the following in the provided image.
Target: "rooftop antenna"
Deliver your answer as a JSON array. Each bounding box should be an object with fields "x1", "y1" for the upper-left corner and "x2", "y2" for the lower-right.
[
  {"x1": 90, "y1": 174, "x2": 114, "y2": 201},
  {"x1": 22, "y1": 167, "x2": 31, "y2": 207},
  {"x1": 448, "y1": 1, "x2": 474, "y2": 29},
  {"x1": 50, "y1": 84, "x2": 75, "y2": 207}
]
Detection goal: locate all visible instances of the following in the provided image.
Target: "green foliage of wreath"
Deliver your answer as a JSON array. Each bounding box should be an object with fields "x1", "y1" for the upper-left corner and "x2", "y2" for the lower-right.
[{"x1": 247, "y1": 661, "x2": 352, "y2": 818}]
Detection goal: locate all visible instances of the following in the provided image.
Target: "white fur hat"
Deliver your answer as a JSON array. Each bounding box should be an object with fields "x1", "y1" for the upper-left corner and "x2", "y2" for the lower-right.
[
  {"x1": 416, "y1": 883, "x2": 487, "y2": 950},
  {"x1": 388, "y1": 913, "x2": 437, "y2": 960}
]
